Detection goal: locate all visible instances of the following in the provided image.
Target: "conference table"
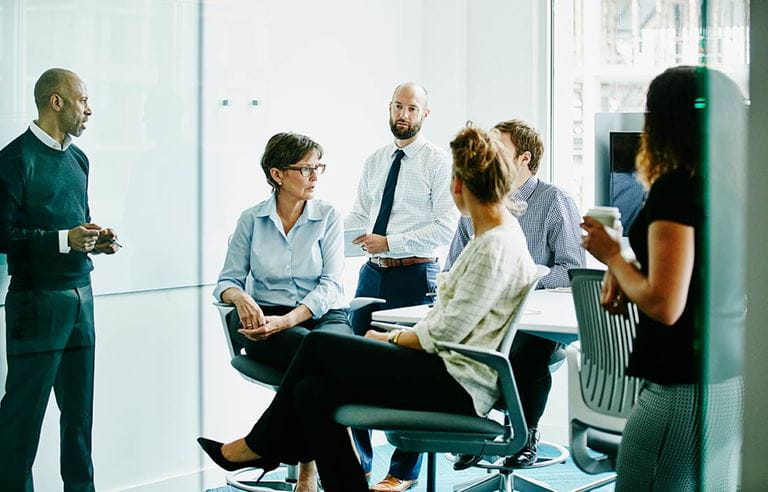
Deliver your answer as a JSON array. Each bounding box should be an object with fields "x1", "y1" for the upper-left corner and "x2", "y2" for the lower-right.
[{"x1": 371, "y1": 288, "x2": 580, "y2": 345}]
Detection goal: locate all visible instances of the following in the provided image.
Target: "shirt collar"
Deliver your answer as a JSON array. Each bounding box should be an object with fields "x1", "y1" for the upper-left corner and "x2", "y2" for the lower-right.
[
  {"x1": 392, "y1": 133, "x2": 427, "y2": 160},
  {"x1": 29, "y1": 121, "x2": 72, "y2": 151},
  {"x1": 513, "y1": 176, "x2": 539, "y2": 202},
  {"x1": 255, "y1": 194, "x2": 323, "y2": 223}
]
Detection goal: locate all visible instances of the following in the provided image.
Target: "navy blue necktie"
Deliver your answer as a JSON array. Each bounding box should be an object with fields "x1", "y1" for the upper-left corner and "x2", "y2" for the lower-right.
[{"x1": 372, "y1": 149, "x2": 405, "y2": 236}]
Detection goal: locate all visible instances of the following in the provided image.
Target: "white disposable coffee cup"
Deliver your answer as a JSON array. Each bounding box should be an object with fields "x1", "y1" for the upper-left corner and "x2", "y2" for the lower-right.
[{"x1": 586, "y1": 206, "x2": 622, "y2": 231}]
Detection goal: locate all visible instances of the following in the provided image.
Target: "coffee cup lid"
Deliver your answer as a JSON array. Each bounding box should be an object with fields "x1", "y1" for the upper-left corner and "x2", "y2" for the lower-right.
[{"x1": 587, "y1": 206, "x2": 621, "y2": 218}]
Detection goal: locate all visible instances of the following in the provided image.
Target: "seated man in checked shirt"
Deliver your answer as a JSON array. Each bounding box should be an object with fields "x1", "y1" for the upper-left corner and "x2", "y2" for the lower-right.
[{"x1": 445, "y1": 119, "x2": 585, "y2": 469}]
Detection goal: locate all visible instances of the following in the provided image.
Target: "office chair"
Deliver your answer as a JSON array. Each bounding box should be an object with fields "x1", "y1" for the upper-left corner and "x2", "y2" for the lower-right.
[
  {"x1": 565, "y1": 268, "x2": 642, "y2": 490},
  {"x1": 335, "y1": 265, "x2": 570, "y2": 492},
  {"x1": 213, "y1": 296, "x2": 384, "y2": 491}
]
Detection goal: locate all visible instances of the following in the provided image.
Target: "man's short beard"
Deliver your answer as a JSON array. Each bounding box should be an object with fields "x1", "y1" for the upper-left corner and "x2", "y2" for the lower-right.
[{"x1": 389, "y1": 117, "x2": 421, "y2": 140}]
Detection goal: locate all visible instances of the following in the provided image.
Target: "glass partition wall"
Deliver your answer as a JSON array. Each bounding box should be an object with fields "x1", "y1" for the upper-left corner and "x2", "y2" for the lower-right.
[
  {"x1": 0, "y1": 1, "x2": 206, "y2": 489},
  {"x1": 553, "y1": 0, "x2": 749, "y2": 488}
]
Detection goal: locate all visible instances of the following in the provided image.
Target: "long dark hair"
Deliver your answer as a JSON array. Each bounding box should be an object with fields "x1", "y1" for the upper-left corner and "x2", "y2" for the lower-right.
[{"x1": 637, "y1": 66, "x2": 704, "y2": 186}]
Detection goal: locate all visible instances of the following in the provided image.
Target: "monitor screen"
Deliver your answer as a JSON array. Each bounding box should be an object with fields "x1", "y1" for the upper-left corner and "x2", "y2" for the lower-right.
[{"x1": 609, "y1": 132, "x2": 646, "y2": 235}]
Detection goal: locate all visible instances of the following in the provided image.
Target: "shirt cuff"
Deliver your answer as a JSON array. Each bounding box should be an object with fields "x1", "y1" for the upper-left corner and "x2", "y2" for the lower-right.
[
  {"x1": 299, "y1": 295, "x2": 325, "y2": 320},
  {"x1": 385, "y1": 233, "x2": 405, "y2": 255},
  {"x1": 213, "y1": 281, "x2": 244, "y2": 303},
  {"x1": 58, "y1": 230, "x2": 71, "y2": 254},
  {"x1": 414, "y1": 321, "x2": 437, "y2": 353}
]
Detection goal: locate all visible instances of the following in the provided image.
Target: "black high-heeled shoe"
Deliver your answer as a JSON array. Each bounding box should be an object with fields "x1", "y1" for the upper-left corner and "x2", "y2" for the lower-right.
[{"x1": 197, "y1": 437, "x2": 279, "y2": 478}]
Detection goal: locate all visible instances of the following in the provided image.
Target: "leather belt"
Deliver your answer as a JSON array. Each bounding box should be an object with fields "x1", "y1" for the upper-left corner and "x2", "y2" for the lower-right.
[{"x1": 369, "y1": 256, "x2": 437, "y2": 268}]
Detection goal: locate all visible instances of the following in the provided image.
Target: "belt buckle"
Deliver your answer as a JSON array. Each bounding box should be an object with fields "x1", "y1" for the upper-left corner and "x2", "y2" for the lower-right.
[{"x1": 371, "y1": 256, "x2": 386, "y2": 268}]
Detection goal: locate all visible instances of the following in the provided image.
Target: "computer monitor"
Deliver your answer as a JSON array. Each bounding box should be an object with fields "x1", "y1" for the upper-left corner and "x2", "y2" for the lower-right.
[
  {"x1": 594, "y1": 112, "x2": 645, "y2": 236},
  {"x1": 610, "y1": 132, "x2": 645, "y2": 234}
]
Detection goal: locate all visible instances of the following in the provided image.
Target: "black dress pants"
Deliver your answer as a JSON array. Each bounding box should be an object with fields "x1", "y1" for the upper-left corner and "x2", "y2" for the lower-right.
[
  {"x1": 243, "y1": 330, "x2": 476, "y2": 492},
  {"x1": 509, "y1": 331, "x2": 559, "y2": 428},
  {"x1": 227, "y1": 305, "x2": 352, "y2": 371},
  {"x1": 0, "y1": 285, "x2": 95, "y2": 492}
]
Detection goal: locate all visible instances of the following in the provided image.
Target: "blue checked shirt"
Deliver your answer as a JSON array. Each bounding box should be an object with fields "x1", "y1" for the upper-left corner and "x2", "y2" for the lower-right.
[
  {"x1": 345, "y1": 134, "x2": 459, "y2": 258},
  {"x1": 445, "y1": 176, "x2": 585, "y2": 289}
]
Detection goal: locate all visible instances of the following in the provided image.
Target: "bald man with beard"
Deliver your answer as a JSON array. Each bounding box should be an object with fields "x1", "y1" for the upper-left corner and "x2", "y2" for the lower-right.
[
  {"x1": 0, "y1": 68, "x2": 120, "y2": 491},
  {"x1": 345, "y1": 83, "x2": 458, "y2": 491}
]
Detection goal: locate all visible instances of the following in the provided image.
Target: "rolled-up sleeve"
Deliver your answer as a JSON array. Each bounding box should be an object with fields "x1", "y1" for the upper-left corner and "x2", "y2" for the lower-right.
[
  {"x1": 212, "y1": 212, "x2": 253, "y2": 302},
  {"x1": 300, "y1": 208, "x2": 346, "y2": 318}
]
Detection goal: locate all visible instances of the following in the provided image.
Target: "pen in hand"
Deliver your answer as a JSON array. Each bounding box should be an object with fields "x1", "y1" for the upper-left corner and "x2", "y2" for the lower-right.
[{"x1": 96, "y1": 231, "x2": 123, "y2": 249}]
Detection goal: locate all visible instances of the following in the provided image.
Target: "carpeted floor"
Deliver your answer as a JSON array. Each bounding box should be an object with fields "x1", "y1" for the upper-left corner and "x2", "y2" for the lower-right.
[{"x1": 207, "y1": 443, "x2": 615, "y2": 491}]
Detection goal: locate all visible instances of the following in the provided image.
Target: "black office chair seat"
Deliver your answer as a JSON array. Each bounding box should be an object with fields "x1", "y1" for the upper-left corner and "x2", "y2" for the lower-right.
[
  {"x1": 585, "y1": 427, "x2": 622, "y2": 457},
  {"x1": 336, "y1": 404, "x2": 506, "y2": 447},
  {"x1": 231, "y1": 355, "x2": 284, "y2": 388}
]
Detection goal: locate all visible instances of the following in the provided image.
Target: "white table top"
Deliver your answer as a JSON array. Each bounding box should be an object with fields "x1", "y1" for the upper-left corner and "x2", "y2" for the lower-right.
[{"x1": 371, "y1": 289, "x2": 579, "y2": 344}]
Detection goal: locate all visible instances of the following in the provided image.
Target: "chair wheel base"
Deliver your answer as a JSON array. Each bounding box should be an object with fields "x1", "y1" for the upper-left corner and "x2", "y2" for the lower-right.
[{"x1": 226, "y1": 466, "x2": 294, "y2": 492}]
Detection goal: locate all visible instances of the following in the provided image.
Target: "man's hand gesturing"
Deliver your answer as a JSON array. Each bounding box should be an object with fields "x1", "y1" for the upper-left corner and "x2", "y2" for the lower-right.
[{"x1": 68, "y1": 223, "x2": 101, "y2": 253}]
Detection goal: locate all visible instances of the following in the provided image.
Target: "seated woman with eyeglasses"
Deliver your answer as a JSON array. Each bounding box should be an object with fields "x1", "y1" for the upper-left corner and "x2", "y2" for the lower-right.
[
  {"x1": 214, "y1": 132, "x2": 351, "y2": 491},
  {"x1": 199, "y1": 125, "x2": 537, "y2": 491}
]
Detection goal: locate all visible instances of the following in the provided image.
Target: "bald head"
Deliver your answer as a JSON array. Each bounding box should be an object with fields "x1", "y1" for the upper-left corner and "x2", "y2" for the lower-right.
[
  {"x1": 389, "y1": 82, "x2": 430, "y2": 142},
  {"x1": 33, "y1": 68, "x2": 91, "y2": 141},
  {"x1": 392, "y1": 82, "x2": 429, "y2": 110},
  {"x1": 34, "y1": 68, "x2": 80, "y2": 111}
]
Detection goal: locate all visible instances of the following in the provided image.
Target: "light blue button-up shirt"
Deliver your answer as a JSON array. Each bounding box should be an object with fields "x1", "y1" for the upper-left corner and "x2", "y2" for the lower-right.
[{"x1": 213, "y1": 196, "x2": 348, "y2": 318}]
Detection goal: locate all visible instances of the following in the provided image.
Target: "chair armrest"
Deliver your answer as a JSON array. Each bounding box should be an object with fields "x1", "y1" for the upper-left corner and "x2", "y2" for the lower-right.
[
  {"x1": 435, "y1": 340, "x2": 528, "y2": 448},
  {"x1": 435, "y1": 341, "x2": 507, "y2": 375},
  {"x1": 371, "y1": 321, "x2": 413, "y2": 331},
  {"x1": 213, "y1": 301, "x2": 235, "y2": 316},
  {"x1": 349, "y1": 297, "x2": 386, "y2": 312}
]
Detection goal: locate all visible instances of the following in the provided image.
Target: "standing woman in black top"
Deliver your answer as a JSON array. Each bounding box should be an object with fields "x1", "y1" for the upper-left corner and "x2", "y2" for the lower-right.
[{"x1": 581, "y1": 66, "x2": 745, "y2": 490}]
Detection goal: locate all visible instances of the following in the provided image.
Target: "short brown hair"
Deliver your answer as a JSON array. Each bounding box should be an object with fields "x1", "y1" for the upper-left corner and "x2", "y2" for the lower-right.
[
  {"x1": 450, "y1": 124, "x2": 516, "y2": 204},
  {"x1": 260, "y1": 132, "x2": 323, "y2": 193},
  {"x1": 493, "y1": 119, "x2": 544, "y2": 174}
]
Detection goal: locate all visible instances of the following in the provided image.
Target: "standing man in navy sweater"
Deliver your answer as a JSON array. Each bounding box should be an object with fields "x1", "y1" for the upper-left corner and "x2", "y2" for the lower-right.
[{"x1": 0, "y1": 68, "x2": 120, "y2": 492}]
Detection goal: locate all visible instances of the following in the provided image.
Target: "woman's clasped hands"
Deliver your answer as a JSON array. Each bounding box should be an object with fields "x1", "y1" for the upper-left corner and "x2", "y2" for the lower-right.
[{"x1": 232, "y1": 291, "x2": 290, "y2": 341}]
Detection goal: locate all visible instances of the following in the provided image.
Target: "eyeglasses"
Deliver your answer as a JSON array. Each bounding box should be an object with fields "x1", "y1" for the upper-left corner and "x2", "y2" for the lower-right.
[{"x1": 284, "y1": 164, "x2": 327, "y2": 177}]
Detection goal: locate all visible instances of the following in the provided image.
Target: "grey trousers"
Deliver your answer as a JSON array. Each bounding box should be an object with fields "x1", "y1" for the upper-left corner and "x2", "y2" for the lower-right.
[
  {"x1": 0, "y1": 285, "x2": 95, "y2": 492},
  {"x1": 615, "y1": 378, "x2": 743, "y2": 491}
]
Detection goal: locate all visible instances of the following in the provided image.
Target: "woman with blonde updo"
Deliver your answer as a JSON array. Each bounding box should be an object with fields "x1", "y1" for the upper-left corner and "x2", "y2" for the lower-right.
[{"x1": 198, "y1": 125, "x2": 537, "y2": 491}]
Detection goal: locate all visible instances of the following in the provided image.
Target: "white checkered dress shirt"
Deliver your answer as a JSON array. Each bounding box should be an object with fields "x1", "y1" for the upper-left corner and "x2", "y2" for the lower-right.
[
  {"x1": 415, "y1": 222, "x2": 537, "y2": 416},
  {"x1": 345, "y1": 135, "x2": 459, "y2": 258},
  {"x1": 445, "y1": 176, "x2": 585, "y2": 289}
]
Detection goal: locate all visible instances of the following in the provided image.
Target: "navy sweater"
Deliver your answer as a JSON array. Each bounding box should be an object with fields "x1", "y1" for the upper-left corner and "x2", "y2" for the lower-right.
[{"x1": 0, "y1": 129, "x2": 93, "y2": 290}]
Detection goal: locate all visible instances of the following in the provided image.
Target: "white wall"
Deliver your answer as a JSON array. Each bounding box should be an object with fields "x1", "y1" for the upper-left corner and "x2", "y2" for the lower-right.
[{"x1": 465, "y1": 1, "x2": 548, "y2": 141}]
